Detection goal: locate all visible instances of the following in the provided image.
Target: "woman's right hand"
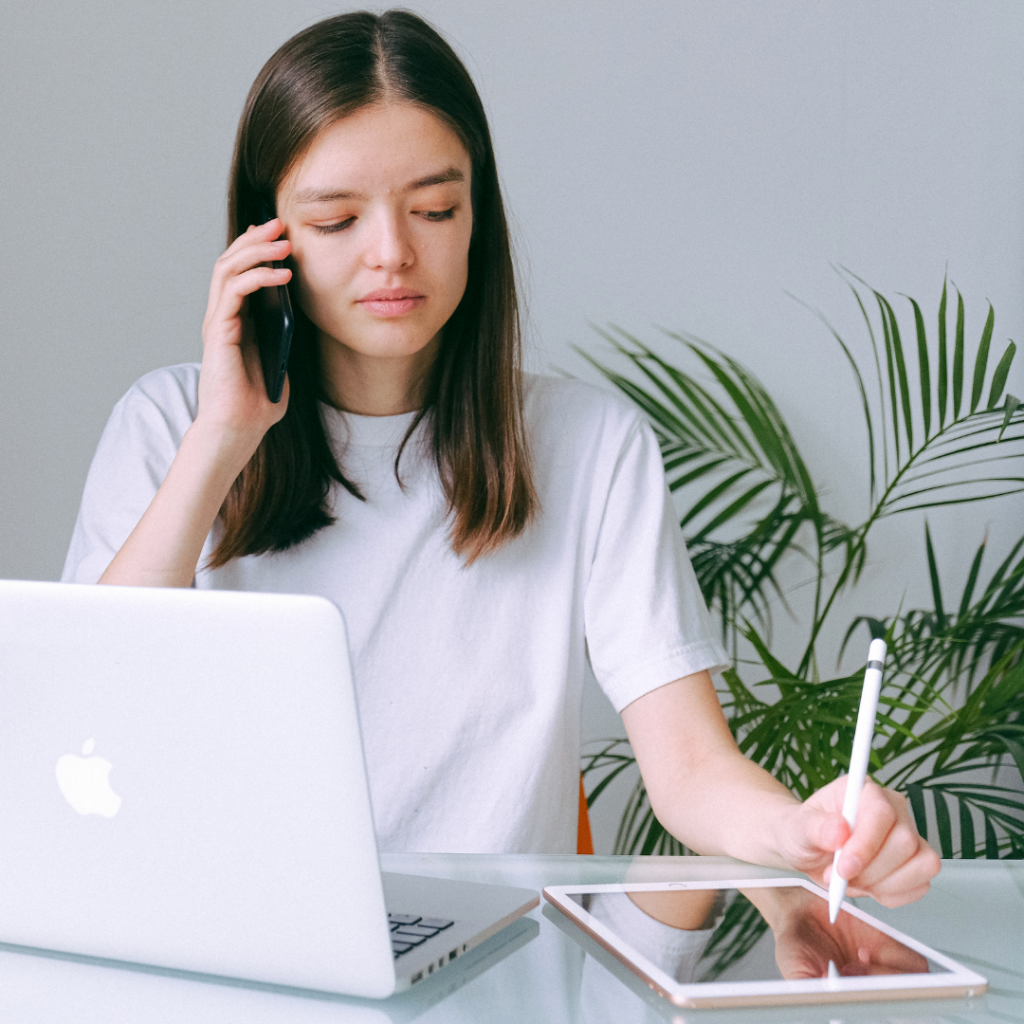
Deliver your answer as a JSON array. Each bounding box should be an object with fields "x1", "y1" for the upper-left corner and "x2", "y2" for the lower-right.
[
  {"x1": 97, "y1": 218, "x2": 296, "y2": 588},
  {"x1": 195, "y1": 217, "x2": 294, "y2": 467}
]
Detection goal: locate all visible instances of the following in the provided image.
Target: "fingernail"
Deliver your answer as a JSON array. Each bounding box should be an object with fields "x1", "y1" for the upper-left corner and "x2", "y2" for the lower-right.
[{"x1": 841, "y1": 854, "x2": 863, "y2": 879}]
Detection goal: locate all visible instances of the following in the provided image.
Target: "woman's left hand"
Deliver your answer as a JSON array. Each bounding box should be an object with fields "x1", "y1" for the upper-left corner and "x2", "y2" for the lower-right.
[{"x1": 777, "y1": 777, "x2": 941, "y2": 907}]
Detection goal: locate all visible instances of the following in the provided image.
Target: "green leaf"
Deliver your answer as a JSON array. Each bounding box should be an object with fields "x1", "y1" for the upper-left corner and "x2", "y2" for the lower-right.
[
  {"x1": 879, "y1": 468, "x2": 1024, "y2": 516},
  {"x1": 925, "y1": 522, "x2": 946, "y2": 630},
  {"x1": 584, "y1": 759, "x2": 635, "y2": 807},
  {"x1": 959, "y1": 798, "x2": 976, "y2": 858},
  {"x1": 883, "y1": 297, "x2": 915, "y2": 456},
  {"x1": 743, "y1": 624, "x2": 800, "y2": 682},
  {"x1": 957, "y1": 540, "x2": 987, "y2": 620},
  {"x1": 623, "y1": 337, "x2": 752, "y2": 455},
  {"x1": 997, "y1": 735, "x2": 1024, "y2": 783},
  {"x1": 848, "y1": 277, "x2": 891, "y2": 487},
  {"x1": 971, "y1": 303, "x2": 995, "y2": 414},
  {"x1": 667, "y1": 456, "x2": 731, "y2": 491},
  {"x1": 909, "y1": 296, "x2": 931, "y2": 438},
  {"x1": 638, "y1": 334, "x2": 760, "y2": 458},
  {"x1": 933, "y1": 789, "x2": 954, "y2": 857},
  {"x1": 937, "y1": 276, "x2": 948, "y2": 430},
  {"x1": 660, "y1": 364, "x2": 758, "y2": 458},
  {"x1": 985, "y1": 816, "x2": 999, "y2": 859},
  {"x1": 1001, "y1": 394, "x2": 1021, "y2": 441},
  {"x1": 640, "y1": 816, "x2": 666, "y2": 855},
  {"x1": 690, "y1": 480, "x2": 775, "y2": 542},
  {"x1": 988, "y1": 341, "x2": 1016, "y2": 410},
  {"x1": 954, "y1": 290, "x2": 965, "y2": 419},
  {"x1": 579, "y1": 338, "x2": 706, "y2": 446},
  {"x1": 878, "y1": 294, "x2": 902, "y2": 465},
  {"x1": 662, "y1": 448, "x2": 710, "y2": 475},
  {"x1": 679, "y1": 468, "x2": 755, "y2": 531},
  {"x1": 686, "y1": 347, "x2": 791, "y2": 478},
  {"x1": 907, "y1": 784, "x2": 929, "y2": 839}
]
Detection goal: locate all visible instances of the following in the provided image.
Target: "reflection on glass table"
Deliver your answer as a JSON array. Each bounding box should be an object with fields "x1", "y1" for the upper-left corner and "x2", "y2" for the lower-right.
[
  {"x1": 0, "y1": 857, "x2": 1019, "y2": 1024},
  {"x1": 0, "y1": 916, "x2": 539, "y2": 1024},
  {"x1": 575, "y1": 887, "x2": 937, "y2": 984}
]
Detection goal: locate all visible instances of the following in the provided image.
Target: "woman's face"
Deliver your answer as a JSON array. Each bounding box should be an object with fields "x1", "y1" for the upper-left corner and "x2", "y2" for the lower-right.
[{"x1": 276, "y1": 102, "x2": 474, "y2": 402}]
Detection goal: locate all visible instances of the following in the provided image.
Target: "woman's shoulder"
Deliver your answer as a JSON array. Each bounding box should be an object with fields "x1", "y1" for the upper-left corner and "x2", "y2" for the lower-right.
[
  {"x1": 97, "y1": 363, "x2": 202, "y2": 454},
  {"x1": 112, "y1": 363, "x2": 202, "y2": 423},
  {"x1": 522, "y1": 372, "x2": 646, "y2": 448}
]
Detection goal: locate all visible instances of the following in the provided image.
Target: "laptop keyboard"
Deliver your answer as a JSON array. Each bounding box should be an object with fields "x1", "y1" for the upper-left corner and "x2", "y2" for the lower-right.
[{"x1": 388, "y1": 913, "x2": 455, "y2": 959}]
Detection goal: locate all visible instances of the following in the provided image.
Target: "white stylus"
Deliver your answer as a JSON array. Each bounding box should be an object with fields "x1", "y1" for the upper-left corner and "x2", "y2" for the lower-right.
[{"x1": 828, "y1": 638, "x2": 887, "y2": 924}]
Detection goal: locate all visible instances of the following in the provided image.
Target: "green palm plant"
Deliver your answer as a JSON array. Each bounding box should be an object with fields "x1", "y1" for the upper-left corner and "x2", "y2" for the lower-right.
[{"x1": 581, "y1": 272, "x2": 1024, "y2": 862}]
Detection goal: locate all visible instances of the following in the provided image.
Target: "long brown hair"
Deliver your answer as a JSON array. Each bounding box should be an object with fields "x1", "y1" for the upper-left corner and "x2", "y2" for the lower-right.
[{"x1": 209, "y1": 10, "x2": 535, "y2": 568}]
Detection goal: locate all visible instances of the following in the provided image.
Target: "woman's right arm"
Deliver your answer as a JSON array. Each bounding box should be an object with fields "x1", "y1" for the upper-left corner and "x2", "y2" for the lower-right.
[{"x1": 99, "y1": 219, "x2": 294, "y2": 587}]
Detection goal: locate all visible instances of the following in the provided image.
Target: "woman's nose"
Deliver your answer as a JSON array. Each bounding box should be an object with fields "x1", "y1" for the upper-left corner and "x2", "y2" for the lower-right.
[{"x1": 365, "y1": 210, "x2": 414, "y2": 271}]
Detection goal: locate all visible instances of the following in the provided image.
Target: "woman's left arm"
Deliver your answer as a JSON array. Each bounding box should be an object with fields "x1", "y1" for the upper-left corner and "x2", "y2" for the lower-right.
[{"x1": 620, "y1": 671, "x2": 941, "y2": 908}]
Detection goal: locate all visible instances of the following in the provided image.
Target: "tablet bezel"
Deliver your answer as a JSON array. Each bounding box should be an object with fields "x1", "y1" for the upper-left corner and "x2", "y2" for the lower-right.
[{"x1": 543, "y1": 877, "x2": 988, "y2": 1008}]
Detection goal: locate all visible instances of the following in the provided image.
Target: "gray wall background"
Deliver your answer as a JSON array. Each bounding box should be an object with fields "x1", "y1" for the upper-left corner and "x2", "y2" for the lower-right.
[{"x1": 2, "y1": 2, "x2": 1022, "y2": 847}]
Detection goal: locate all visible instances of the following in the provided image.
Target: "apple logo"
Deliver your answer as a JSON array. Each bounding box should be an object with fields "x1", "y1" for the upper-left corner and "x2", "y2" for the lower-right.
[{"x1": 55, "y1": 738, "x2": 122, "y2": 818}]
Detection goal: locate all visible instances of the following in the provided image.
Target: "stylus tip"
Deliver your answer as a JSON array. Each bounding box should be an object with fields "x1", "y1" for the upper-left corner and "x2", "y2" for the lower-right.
[
  {"x1": 827, "y1": 873, "x2": 844, "y2": 924},
  {"x1": 827, "y1": 884, "x2": 843, "y2": 925}
]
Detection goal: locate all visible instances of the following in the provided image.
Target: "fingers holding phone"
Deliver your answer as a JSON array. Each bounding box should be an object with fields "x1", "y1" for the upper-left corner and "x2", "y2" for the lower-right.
[{"x1": 198, "y1": 216, "x2": 294, "y2": 453}]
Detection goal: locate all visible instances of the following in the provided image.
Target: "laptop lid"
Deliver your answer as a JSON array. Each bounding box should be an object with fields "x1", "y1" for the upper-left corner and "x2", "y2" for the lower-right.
[{"x1": 0, "y1": 580, "x2": 397, "y2": 997}]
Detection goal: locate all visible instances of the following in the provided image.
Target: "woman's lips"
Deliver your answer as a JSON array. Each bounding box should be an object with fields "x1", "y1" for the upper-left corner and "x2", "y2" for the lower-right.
[{"x1": 358, "y1": 291, "x2": 424, "y2": 317}]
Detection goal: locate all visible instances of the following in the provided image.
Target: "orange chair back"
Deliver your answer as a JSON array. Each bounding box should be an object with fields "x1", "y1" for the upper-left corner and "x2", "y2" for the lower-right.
[{"x1": 577, "y1": 774, "x2": 594, "y2": 855}]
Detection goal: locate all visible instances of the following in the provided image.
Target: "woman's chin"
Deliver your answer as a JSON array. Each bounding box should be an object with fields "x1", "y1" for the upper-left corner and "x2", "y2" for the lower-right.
[{"x1": 317, "y1": 324, "x2": 442, "y2": 366}]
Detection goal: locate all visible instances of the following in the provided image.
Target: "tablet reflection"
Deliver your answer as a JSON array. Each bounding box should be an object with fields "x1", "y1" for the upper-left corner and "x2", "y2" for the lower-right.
[{"x1": 573, "y1": 886, "x2": 937, "y2": 986}]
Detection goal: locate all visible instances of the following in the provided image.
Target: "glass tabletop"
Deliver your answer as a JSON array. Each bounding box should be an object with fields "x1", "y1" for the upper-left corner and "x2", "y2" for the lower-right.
[{"x1": 0, "y1": 855, "x2": 1019, "y2": 1023}]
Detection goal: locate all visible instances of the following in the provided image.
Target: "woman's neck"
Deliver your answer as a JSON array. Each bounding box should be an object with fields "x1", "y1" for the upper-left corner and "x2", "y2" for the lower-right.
[{"x1": 318, "y1": 332, "x2": 439, "y2": 416}]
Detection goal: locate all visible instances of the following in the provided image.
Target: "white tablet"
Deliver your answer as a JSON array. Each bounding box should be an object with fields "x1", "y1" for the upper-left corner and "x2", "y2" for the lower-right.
[{"x1": 543, "y1": 878, "x2": 987, "y2": 1008}]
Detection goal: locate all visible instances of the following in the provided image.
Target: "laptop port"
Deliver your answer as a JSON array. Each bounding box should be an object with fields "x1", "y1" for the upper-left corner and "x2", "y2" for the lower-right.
[
  {"x1": 449, "y1": 949, "x2": 458, "y2": 962},
  {"x1": 411, "y1": 971, "x2": 423, "y2": 984}
]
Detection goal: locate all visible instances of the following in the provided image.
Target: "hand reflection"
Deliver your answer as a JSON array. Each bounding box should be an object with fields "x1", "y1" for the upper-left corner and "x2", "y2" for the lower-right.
[{"x1": 744, "y1": 886, "x2": 929, "y2": 979}]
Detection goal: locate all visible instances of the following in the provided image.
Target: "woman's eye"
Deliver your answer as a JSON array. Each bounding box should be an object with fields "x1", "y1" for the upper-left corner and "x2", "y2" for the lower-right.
[
  {"x1": 420, "y1": 208, "x2": 456, "y2": 221},
  {"x1": 313, "y1": 217, "x2": 356, "y2": 235}
]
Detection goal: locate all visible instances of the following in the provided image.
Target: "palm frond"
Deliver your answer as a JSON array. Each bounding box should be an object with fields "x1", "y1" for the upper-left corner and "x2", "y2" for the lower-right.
[
  {"x1": 600, "y1": 632, "x2": 1024, "y2": 860},
  {"x1": 580, "y1": 273, "x2": 1023, "y2": 862},
  {"x1": 835, "y1": 270, "x2": 1024, "y2": 517},
  {"x1": 843, "y1": 530, "x2": 1024, "y2": 695}
]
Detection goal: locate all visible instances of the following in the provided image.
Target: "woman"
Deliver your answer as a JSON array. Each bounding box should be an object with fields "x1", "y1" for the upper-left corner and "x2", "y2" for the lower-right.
[{"x1": 64, "y1": 10, "x2": 938, "y2": 902}]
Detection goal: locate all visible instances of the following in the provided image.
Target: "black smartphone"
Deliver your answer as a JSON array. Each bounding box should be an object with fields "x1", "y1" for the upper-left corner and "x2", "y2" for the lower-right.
[{"x1": 249, "y1": 199, "x2": 295, "y2": 403}]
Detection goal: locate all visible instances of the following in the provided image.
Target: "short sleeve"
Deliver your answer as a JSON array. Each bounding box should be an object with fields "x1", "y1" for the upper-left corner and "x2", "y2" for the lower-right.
[
  {"x1": 584, "y1": 416, "x2": 728, "y2": 712},
  {"x1": 587, "y1": 892, "x2": 717, "y2": 982},
  {"x1": 61, "y1": 365, "x2": 201, "y2": 584}
]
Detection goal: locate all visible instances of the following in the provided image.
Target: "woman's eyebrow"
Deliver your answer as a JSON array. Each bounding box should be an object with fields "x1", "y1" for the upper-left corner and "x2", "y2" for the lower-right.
[
  {"x1": 292, "y1": 167, "x2": 466, "y2": 205},
  {"x1": 407, "y1": 166, "x2": 465, "y2": 190}
]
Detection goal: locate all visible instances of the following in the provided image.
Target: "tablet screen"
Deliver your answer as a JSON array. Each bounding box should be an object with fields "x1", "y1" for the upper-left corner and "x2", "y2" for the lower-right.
[{"x1": 568, "y1": 887, "x2": 951, "y2": 985}]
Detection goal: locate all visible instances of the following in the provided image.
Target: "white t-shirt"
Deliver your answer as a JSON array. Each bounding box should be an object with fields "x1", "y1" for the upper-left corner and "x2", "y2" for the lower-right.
[{"x1": 63, "y1": 365, "x2": 728, "y2": 853}]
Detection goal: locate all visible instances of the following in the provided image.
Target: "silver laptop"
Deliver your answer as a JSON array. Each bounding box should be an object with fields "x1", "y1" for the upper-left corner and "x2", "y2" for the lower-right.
[{"x1": 0, "y1": 579, "x2": 538, "y2": 998}]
